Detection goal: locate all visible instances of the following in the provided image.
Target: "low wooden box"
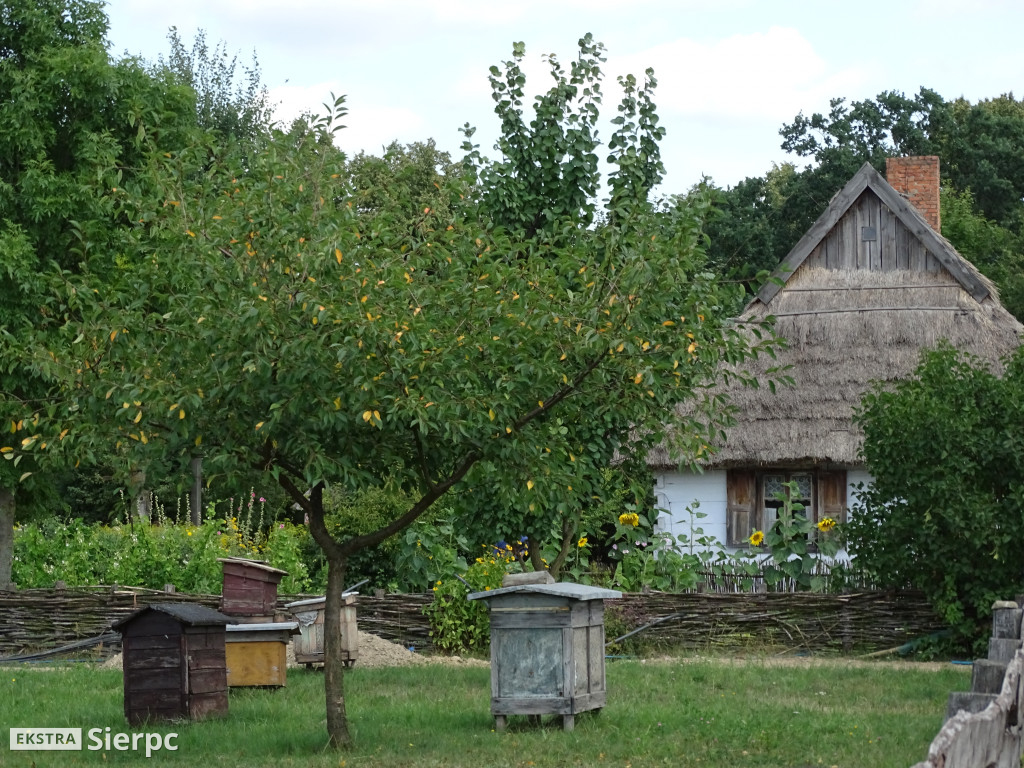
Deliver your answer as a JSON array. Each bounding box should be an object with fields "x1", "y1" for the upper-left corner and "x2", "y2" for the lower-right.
[
  {"x1": 284, "y1": 594, "x2": 358, "y2": 667},
  {"x1": 468, "y1": 582, "x2": 620, "y2": 732},
  {"x1": 219, "y1": 557, "x2": 288, "y2": 617},
  {"x1": 112, "y1": 603, "x2": 230, "y2": 725},
  {"x1": 225, "y1": 622, "x2": 297, "y2": 687}
]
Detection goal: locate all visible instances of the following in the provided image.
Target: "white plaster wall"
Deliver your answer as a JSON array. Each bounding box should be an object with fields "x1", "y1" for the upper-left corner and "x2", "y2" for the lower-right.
[
  {"x1": 653, "y1": 469, "x2": 728, "y2": 551},
  {"x1": 654, "y1": 468, "x2": 874, "y2": 557}
]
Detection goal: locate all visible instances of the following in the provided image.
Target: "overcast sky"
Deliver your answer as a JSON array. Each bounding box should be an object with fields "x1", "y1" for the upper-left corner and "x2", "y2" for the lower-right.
[{"x1": 102, "y1": 0, "x2": 1024, "y2": 193}]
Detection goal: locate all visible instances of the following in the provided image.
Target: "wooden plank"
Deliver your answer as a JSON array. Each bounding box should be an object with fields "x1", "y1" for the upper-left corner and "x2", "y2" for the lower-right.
[
  {"x1": 188, "y1": 692, "x2": 229, "y2": 721},
  {"x1": 879, "y1": 202, "x2": 896, "y2": 270},
  {"x1": 805, "y1": 241, "x2": 825, "y2": 269},
  {"x1": 844, "y1": 207, "x2": 859, "y2": 269},
  {"x1": 125, "y1": 648, "x2": 181, "y2": 670},
  {"x1": 492, "y1": 696, "x2": 571, "y2": 716},
  {"x1": 866, "y1": 194, "x2": 882, "y2": 270},
  {"x1": 492, "y1": 612, "x2": 577, "y2": 630},
  {"x1": 186, "y1": 648, "x2": 225, "y2": 669},
  {"x1": 189, "y1": 667, "x2": 229, "y2": 694},
  {"x1": 225, "y1": 641, "x2": 286, "y2": 688},
  {"x1": 127, "y1": 668, "x2": 182, "y2": 693},
  {"x1": 895, "y1": 216, "x2": 911, "y2": 269},
  {"x1": 573, "y1": 627, "x2": 591, "y2": 696},
  {"x1": 126, "y1": 689, "x2": 183, "y2": 710},
  {"x1": 124, "y1": 634, "x2": 180, "y2": 652}
]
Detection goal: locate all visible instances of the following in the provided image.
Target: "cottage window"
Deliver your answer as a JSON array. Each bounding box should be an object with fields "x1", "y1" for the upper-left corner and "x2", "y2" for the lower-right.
[{"x1": 726, "y1": 469, "x2": 846, "y2": 548}]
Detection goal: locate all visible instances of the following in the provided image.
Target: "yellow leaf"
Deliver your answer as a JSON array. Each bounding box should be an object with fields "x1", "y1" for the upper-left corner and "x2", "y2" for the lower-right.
[
  {"x1": 110, "y1": 330, "x2": 118, "y2": 342},
  {"x1": 335, "y1": 249, "x2": 343, "y2": 264},
  {"x1": 133, "y1": 411, "x2": 142, "y2": 424},
  {"x1": 0, "y1": 447, "x2": 11, "y2": 453},
  {"x1": 662, "y1": 320, "x2": 675, "y2": 327},
  {"x1": 312, "y1": 316, "x2": 318, "y2": 326},
  {"x1": 362, "y1": 410, "x2": 373, "y2": 422},
  {"x1": 688, "y1": 341, "x2": 698, "y2": 354},
  {"x1": 195, "y1": 436, "x2": 202, "y2": 447},
  {"x1": 527, "y1": 480, "x2": 534, "y2": 491},
  {"x1": 59, "y1": 429, "x2": 68, "y2": 441},
  {"x1": 179, "y1": 409, "x2": 186, "y2": 420},
  {"x1": 334, "y1": 397, "x2": 342, "y2": 410},
  {"x1": 506, "y1": 427, "x2": 512, "y2": 434},
  {"x1": 373, "y1": 410, "x2": 381, "y2": 421},
  {"x1": 105, "y1": 389, "x2": 114, "y2": 400},
  {"x1": 538, "y1": 401, "x2": 544, "y2": 408},
  {"x1": 255, "y1": 422, "x2": 265, "y2": 430},
  {"x1": 140, "y1": 432, "x2": 148, "y2": 445},
  {"x1": 488, "y1": 409, "x2": 495, "y2": 421},
  {"x1": 633, "y1": 373, "x2": 643, "y2": 384}
]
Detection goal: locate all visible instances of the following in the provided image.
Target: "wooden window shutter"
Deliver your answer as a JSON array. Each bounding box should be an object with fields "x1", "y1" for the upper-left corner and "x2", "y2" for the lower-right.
[
  {"x1": 726, "y1": 469, "x2": 757, "y2": 547},
  {"x1": 818, "y1": 470, "x2": 848, "y2": 524}
]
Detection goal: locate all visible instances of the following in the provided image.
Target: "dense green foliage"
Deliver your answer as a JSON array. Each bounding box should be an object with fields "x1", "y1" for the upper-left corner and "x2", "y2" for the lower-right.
[
  {"x1": 0, "y1": 0, "x2": 200, "y2": 585},
  {"x1": 849, "y1": 344, "x2": 1024, "y2": 645}
]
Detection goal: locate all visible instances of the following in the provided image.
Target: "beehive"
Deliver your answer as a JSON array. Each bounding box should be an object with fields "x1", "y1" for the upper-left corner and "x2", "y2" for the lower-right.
[
  {"x1": 284, "y1": 594, "x2": 358, "y2": 667},
  {"x1": 468, "y1": 582, "x2": 621, "y2": 731},
  {"x1": 225, "y1": 621, "x2": 298, "y2": 687},
  {"x1": 218, "y1": 557, "x2": 287, "y2": 618},
  {"x1": 111, "y1": 603, "x2": 230, "y2": 724}
]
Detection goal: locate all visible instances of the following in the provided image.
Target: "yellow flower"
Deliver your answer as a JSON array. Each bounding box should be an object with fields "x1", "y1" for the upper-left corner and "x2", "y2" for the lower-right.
[
  {"x1": 577, "y1": 537, "x2": 588, "y2": 548},
  {"x1": 817, "y1": 517, "x2": 837, "y2": 532},
  {"x1": 749, "y1": 530, "x2": 764, "y2": 547},
  {"x1": 618, "y1": 512, "x2": 640, "y2": 527}
]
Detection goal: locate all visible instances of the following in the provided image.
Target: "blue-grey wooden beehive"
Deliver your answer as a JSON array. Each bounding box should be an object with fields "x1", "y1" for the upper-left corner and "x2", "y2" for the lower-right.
[{"x1": 468, "y1": 581, "x2": 621, "y2": 731}]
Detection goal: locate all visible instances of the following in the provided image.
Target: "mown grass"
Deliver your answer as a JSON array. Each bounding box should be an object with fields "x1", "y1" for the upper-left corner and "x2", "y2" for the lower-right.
[{"x1": 0, "y1": 657, "x2": 968, "y2": 767}]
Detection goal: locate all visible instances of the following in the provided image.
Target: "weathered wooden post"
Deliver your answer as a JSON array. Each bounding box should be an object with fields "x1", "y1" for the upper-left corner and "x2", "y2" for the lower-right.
[{"x1": 189, "y1": 455, "x2": 203, "y2": 526}]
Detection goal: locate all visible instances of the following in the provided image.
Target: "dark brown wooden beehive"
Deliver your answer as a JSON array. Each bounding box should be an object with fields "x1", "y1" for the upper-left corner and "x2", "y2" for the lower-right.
[
  {"x1": 218, "y1": 557, "x2": 287, "y2": 618},
  {"x1": 111, "y1": 602, "x2": 230, "y2": 725}
]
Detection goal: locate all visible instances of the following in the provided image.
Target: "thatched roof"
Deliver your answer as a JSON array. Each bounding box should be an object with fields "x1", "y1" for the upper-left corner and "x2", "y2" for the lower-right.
[{"x1": 647, "y1": 163, "x2": 1023, "y2": 470}]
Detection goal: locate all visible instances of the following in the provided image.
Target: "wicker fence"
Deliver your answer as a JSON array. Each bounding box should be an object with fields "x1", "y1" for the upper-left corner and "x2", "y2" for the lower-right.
[{"x1": 0, "y1": 585, "x2": 945, "y2": 660}]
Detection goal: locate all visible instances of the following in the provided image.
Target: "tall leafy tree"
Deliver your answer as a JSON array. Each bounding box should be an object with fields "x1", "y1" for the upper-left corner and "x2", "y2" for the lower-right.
[
  {"x1": 157, "y1": 27, "x2": 274, "y2": 145},
  {"x1": 7, "y1": 39, "x2": 778, "y2": 748},
  {"x1": 849, "y1": 344, "x2": 1024, "y2": 647},
  {"x1": 0, "y1": 0, "x2": 195, "y2": 586}
]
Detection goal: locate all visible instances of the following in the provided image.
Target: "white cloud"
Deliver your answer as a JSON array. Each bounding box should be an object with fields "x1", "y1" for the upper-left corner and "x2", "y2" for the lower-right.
[{"x1": 609, "y1": 27, "x2": 866, "y2": 123}]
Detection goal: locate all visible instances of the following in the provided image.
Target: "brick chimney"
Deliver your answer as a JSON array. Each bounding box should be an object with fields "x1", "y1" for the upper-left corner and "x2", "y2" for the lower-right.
[{"x1": 885, "y1": 156, "x2": 940, "y2": 232}]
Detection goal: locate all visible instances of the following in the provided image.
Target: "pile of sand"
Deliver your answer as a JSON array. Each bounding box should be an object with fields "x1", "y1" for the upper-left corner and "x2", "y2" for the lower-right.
[{"x1": 100, "y1": 630, "x2": 487, "y2": 670}]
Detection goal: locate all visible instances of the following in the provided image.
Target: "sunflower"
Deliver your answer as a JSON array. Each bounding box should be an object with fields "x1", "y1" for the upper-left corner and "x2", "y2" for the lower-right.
[
  {"x1": 749, "y1": 530, "x2": 765, "y2": 547},
  {"x1": 816, "y1": 517, "x2": 837, "y2": 533}
]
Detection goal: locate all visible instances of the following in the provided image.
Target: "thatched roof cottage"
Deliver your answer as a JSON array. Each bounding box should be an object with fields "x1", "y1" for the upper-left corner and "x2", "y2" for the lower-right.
[{"x1": 648, "y1": 157, "x2": 1023, "y2": 551}]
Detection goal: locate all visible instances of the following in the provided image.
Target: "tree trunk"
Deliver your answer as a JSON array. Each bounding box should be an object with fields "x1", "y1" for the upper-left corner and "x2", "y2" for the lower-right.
[
  {"x1": 323, "y1": 553, "x2": 351, "y2": 748},
  {"x1": 189, "y1": 456, "x2": 202, "y2": 525},
  {"x1": 0, "y1": 487, "x2": 15, "y2": 590}
]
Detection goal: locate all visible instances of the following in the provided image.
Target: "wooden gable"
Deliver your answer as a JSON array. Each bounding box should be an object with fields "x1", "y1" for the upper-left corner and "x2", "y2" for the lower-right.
[{"x1": 756, "y1": 163, "x2": 990, "y2": 306}]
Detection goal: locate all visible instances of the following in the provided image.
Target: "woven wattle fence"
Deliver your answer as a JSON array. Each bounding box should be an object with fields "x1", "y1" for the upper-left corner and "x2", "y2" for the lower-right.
[
  {"x1": 0, "y1": 586, "x2": 943, "y2": 659},
  {"x1": 610, "y1": 590, "x2": 946, "y2": 653}
]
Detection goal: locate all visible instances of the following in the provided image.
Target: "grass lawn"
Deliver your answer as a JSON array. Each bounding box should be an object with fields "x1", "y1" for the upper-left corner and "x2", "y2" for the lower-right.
[{"x1": 0, "y1": 656, "x2": 967, "y2": 767}]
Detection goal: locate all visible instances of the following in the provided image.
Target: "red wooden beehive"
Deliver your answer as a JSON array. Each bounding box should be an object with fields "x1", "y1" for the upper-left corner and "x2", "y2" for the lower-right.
[
  {"x1": 111, "y1": 602, "x2": 230, "y2": 724},
  {"x1": 218, "y1": 557, "x2": 287, "y2": 618}
]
